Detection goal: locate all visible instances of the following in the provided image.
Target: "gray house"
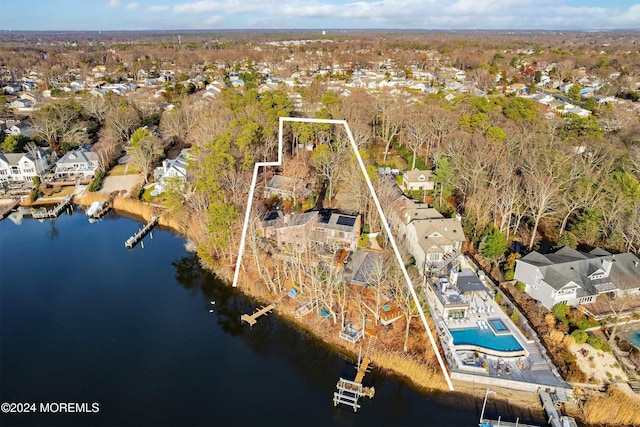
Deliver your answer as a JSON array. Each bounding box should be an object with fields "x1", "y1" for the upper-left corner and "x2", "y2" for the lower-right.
[{"x1": 514, "y1": 246, "x2": 640, "y2": 310}]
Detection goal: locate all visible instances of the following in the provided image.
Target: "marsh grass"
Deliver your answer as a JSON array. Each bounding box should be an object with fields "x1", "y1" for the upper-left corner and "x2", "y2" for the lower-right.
[{"x1": 582, "y1": 385, "x2": 640, "y2": 425}]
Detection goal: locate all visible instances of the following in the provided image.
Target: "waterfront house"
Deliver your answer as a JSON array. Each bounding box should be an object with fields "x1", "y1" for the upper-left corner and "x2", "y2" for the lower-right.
[
  {"x1": 272, "y1": 211, "x2": 319, "y2": 251},
  {"x1": 54, "y1": 148, "x2": 99, "y2": 179},
  {"x1": 0, "y1": 148, "x2": 52, "y2": 183},
  {"x1": 264, "y1": 210, "x2": 360, "y2": 252},
  {"x1": 424, "y1": 268, "x2": 488, "y2": 321},
  {"x1": 514, "y1": 246, "x2": 640, "y2": 312},
  {"x1": 401, "y1": 168, "x2": 434, "y2": 192},
  {"x1": 312, "y1": 211, "x2": 361, "y2": 252},
  {"x1": 152, "y1": 148, "x2": 191, "y2": 194}
]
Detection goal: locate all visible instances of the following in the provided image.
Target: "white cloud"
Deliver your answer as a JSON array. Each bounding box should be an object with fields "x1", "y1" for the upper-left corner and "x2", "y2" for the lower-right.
[
  {"x1": 174, "y1": 1, "x2": 219, "y2": 14},
  {"x1": 105, "y1": 0, "x2": 120, "y2": 7},
  {"x1": 205, "y1": 15, "x2": 225, "y2": 25},
  {"x1": 146, "y1": 5, "x2": 170, "y2": 12},
  {"x1": 171, "y1": 0, "x2": 640, "y2": 30},
  {"x1": 125, "y1": 2, "x2": 139, "y2": 10}
]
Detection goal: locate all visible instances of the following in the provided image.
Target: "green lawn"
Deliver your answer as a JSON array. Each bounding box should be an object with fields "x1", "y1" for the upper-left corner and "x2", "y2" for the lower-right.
[{"x1": 109, "y1": 164, "x2": 141, "y2": 176}]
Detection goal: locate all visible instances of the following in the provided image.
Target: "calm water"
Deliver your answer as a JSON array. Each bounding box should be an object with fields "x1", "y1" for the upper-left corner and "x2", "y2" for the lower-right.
[{"x1": 0, "y1": 208, "x2": 543, "y2": 426}]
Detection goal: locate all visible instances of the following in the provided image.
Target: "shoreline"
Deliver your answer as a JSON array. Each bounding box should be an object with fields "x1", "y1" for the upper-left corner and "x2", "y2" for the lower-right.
[{"x1": 70, "y1": 194, "x2": 548, "y2": 420}]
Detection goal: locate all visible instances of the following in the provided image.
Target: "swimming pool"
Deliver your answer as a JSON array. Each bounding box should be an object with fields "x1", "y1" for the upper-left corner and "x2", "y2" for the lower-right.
[
  {"x1": 450, "y1": 327, "x2": 524, "y2": 353},
  {"x1": 488, "y1": 318, "x2": 510, "y2": 335}
]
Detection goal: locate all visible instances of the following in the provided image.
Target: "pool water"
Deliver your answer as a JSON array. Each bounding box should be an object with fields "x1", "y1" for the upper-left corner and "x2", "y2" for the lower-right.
[
  {"x1": 489, "y1": 318, "x2": 508, "y2": 332},
  {"x1": 451, "y1": 327, "x2": 523, "y2": 352}
]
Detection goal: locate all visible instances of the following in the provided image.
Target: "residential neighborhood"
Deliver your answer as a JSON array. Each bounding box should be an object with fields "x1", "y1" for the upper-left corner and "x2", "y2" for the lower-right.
[{"x1": 1, "y1": 28, "x2": 639, "y2": 427}]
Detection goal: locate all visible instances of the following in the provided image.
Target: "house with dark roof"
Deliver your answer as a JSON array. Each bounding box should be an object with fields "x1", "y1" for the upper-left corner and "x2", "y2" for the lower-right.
[
  {"x1": 263, "y1": 174, "x2": 311, "y2": 202},
  {"x1": 259, "y1": 210, "x2": 360, "y2": 252},
  {"x1": 312, "y1": 211, "x2": 361, "y2": 251},
  {"x1": 514, "y1": 246, "x2": 640, "y2": 311}
]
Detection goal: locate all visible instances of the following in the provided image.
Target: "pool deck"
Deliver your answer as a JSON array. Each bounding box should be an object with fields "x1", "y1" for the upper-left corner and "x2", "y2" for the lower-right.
[{"x1": 434, "y1": 258, "x2": 570, "y2": 395}]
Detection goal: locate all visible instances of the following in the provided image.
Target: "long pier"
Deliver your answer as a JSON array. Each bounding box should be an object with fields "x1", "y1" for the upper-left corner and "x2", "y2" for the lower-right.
[
  {"x1": 31, "y1": 195, "x2": 74, "y2": 219},
  {"x1": 124, "y1": 216, "x2": 159, "y2": 249},
  {"x1": 333, "y1": 336, "x2": 376, "y2": 412},
  {"x1": 0, "y1": 198, "x2": 21, "y2": 220},
  {"x1": 241, "y1": 303, "x2": 276, "y2": 327}
]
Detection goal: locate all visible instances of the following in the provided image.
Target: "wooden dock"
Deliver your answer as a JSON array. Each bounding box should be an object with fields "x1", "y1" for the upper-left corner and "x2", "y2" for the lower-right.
[
  {"x1": 0, "y1": 198, "x2": 21, "y2": 220},
  {"x1": 31, "y1": 195, "x2": 74, "y2": 219},
  {"x1": 124, "y1": 216, "x2": 159, "y2": 249},
  {"x1": 241, "y1": 303, "x2": 276, "y2": 327},
  {"x1": 92, "y1": 196, "x2": 113, "y2": 220},
  {"x1": 333, "y1": 336, "x2": 376, "y2": 412}
]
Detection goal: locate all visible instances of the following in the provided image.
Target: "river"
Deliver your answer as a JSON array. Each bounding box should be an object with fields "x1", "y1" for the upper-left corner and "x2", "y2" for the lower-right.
[{"x1": 0, "y1": 207, "x2": 544, "y2": 426}]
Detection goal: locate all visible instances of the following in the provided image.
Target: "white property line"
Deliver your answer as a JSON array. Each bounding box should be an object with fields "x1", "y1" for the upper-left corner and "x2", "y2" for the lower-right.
[{"x1": 232, "y1": 116, "x2": 454, "y2": 391}]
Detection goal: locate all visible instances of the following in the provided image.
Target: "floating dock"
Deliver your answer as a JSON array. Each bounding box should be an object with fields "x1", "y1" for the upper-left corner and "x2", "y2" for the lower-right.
[
  {"x1": 241, "y1": 303, "x2": 276, "y2": 327},
  {"x1": 31, "y1": 195, "x2": 74, "y2": 219},
  {"x1": 333, "y1": 336, "x2": 376, "y2": 412},
  {"x1": 124, "y1": 216, "x2": 159, "y2": 249},
  {"x1": 0, "y1": 198, "x2": 21, "y2": 220}
]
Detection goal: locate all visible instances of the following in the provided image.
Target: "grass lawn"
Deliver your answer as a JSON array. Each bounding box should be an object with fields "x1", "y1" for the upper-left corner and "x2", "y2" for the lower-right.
[
  {"x1": 109, "y1": 164, "x2": 141, "y2": 176},
  {"x1": 40, "y1": 186, "x2": 75, "y2": 199}
]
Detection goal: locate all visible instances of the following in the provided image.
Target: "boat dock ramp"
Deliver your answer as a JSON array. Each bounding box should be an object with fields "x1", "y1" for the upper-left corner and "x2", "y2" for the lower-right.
[
  {"x1": 124, "y1": 216, "x2": 159, "y2": 249},
  {"x1": 31, "y1": 195, "x2": 74, "y2": 219}
]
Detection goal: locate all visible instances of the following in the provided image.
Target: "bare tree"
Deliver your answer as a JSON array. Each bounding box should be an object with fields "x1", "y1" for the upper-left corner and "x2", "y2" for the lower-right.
[
  {"x1": 106, "y1": 104, "x2": 141, "y2": 142},
  {"x1": 126, "y1": 128, "x2": 163, "y2": 184}
]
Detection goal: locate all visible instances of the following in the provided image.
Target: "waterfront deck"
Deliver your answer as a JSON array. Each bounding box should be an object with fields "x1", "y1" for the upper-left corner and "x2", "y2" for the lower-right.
[
  {"x1": 30, "y1": 195, "x2": 74, "y2": 219},
  {"x1": 0, "y1": 198, "x2": 21, "y2": 220},
  {"x1": 241, "y1": 304, "x2": 276, "y2": 327}
]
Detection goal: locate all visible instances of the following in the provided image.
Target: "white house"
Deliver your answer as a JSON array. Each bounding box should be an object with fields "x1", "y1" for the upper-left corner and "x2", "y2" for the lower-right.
[
  {"x1": 152, "y1": 148, "x2": 191, "y2": 194},
  {"x1": 514, "y1": 246, "x2": 640, "y2": 311},
  {"x1": 401, "y1": 168, "x2": 434, "y2": 192},
  {"x1": 54, "y1": 148, "x2": 100, "y2": 179},
  {"x1": 0, "y1": 148, "x2": 52, "y2": 183}
]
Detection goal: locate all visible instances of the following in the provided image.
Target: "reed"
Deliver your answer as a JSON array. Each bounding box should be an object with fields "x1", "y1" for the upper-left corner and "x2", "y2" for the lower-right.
[
  {"x1": 582, "y1": 384, "x2": 640, "y2": 425},
  {"x1": 372, "y1": 348, "x2": 447, "y2": 391},
  {"x1": 76, "y1": 192, "x2": 108, "y2": 206}
]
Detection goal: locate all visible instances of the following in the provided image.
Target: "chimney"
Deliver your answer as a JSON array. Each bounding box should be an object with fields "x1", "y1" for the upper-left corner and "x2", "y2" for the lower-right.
[{"x1": 602, "y1": 258, "x2": 613, "y2": 277}]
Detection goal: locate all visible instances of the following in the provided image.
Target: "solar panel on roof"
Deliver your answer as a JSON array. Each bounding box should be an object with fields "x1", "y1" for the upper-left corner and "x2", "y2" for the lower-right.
[
  {"x1": 265, "y1": 211, "x2": 279, "y2": 221},
  {"x1": 336, "y1": 215, "x2": 356, "y2": 227}
]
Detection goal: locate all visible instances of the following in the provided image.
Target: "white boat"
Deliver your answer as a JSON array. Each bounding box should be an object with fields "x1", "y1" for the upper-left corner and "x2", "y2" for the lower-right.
[{"x1": 85, "y1": 201, "x2": 104, "y2": 217}]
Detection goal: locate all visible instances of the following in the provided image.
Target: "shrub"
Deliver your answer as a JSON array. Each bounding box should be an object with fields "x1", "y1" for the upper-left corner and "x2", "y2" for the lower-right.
[
  {"x1": 511, "y1": 310, "x2": 520, "y2": 323},
  {"x1": 87, "y1": 170, "x2": 105, "y2": 192},
  {"x1": 575, "y1": 318, "x2": 600, "y2": 330},
  {"x1": 515, "y1": 281, "x2": 526, "y2": 292},
  {"x1": 504, "y1": 270, "x2": 515, "y2": 281},
  {"x1": 552, "y1": 303, "x2": 570, "y2": 322},
  {"x1": 563, "y1": 335, "x2": 576, "y2": 348},
  {"x1": 358, "y1": 234, "x2": 369, "y2": 247},
  {"x1": 587, "y1": 334, "x2": 610, "y2": 352},
  {"x1": 571, "y1": 329, "x2": 588, "y2": 344}
]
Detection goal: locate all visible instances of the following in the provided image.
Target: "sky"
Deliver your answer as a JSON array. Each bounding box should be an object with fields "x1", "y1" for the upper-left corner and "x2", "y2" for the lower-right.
[{"x1": 2, "y1": 0, "x2": 640, "y2": 31}]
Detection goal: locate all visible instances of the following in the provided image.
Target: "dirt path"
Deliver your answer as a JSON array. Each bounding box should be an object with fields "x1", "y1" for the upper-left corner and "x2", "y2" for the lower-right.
[{"x1": 100, "y1": 172, "x2": 144, "y2": 197}]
